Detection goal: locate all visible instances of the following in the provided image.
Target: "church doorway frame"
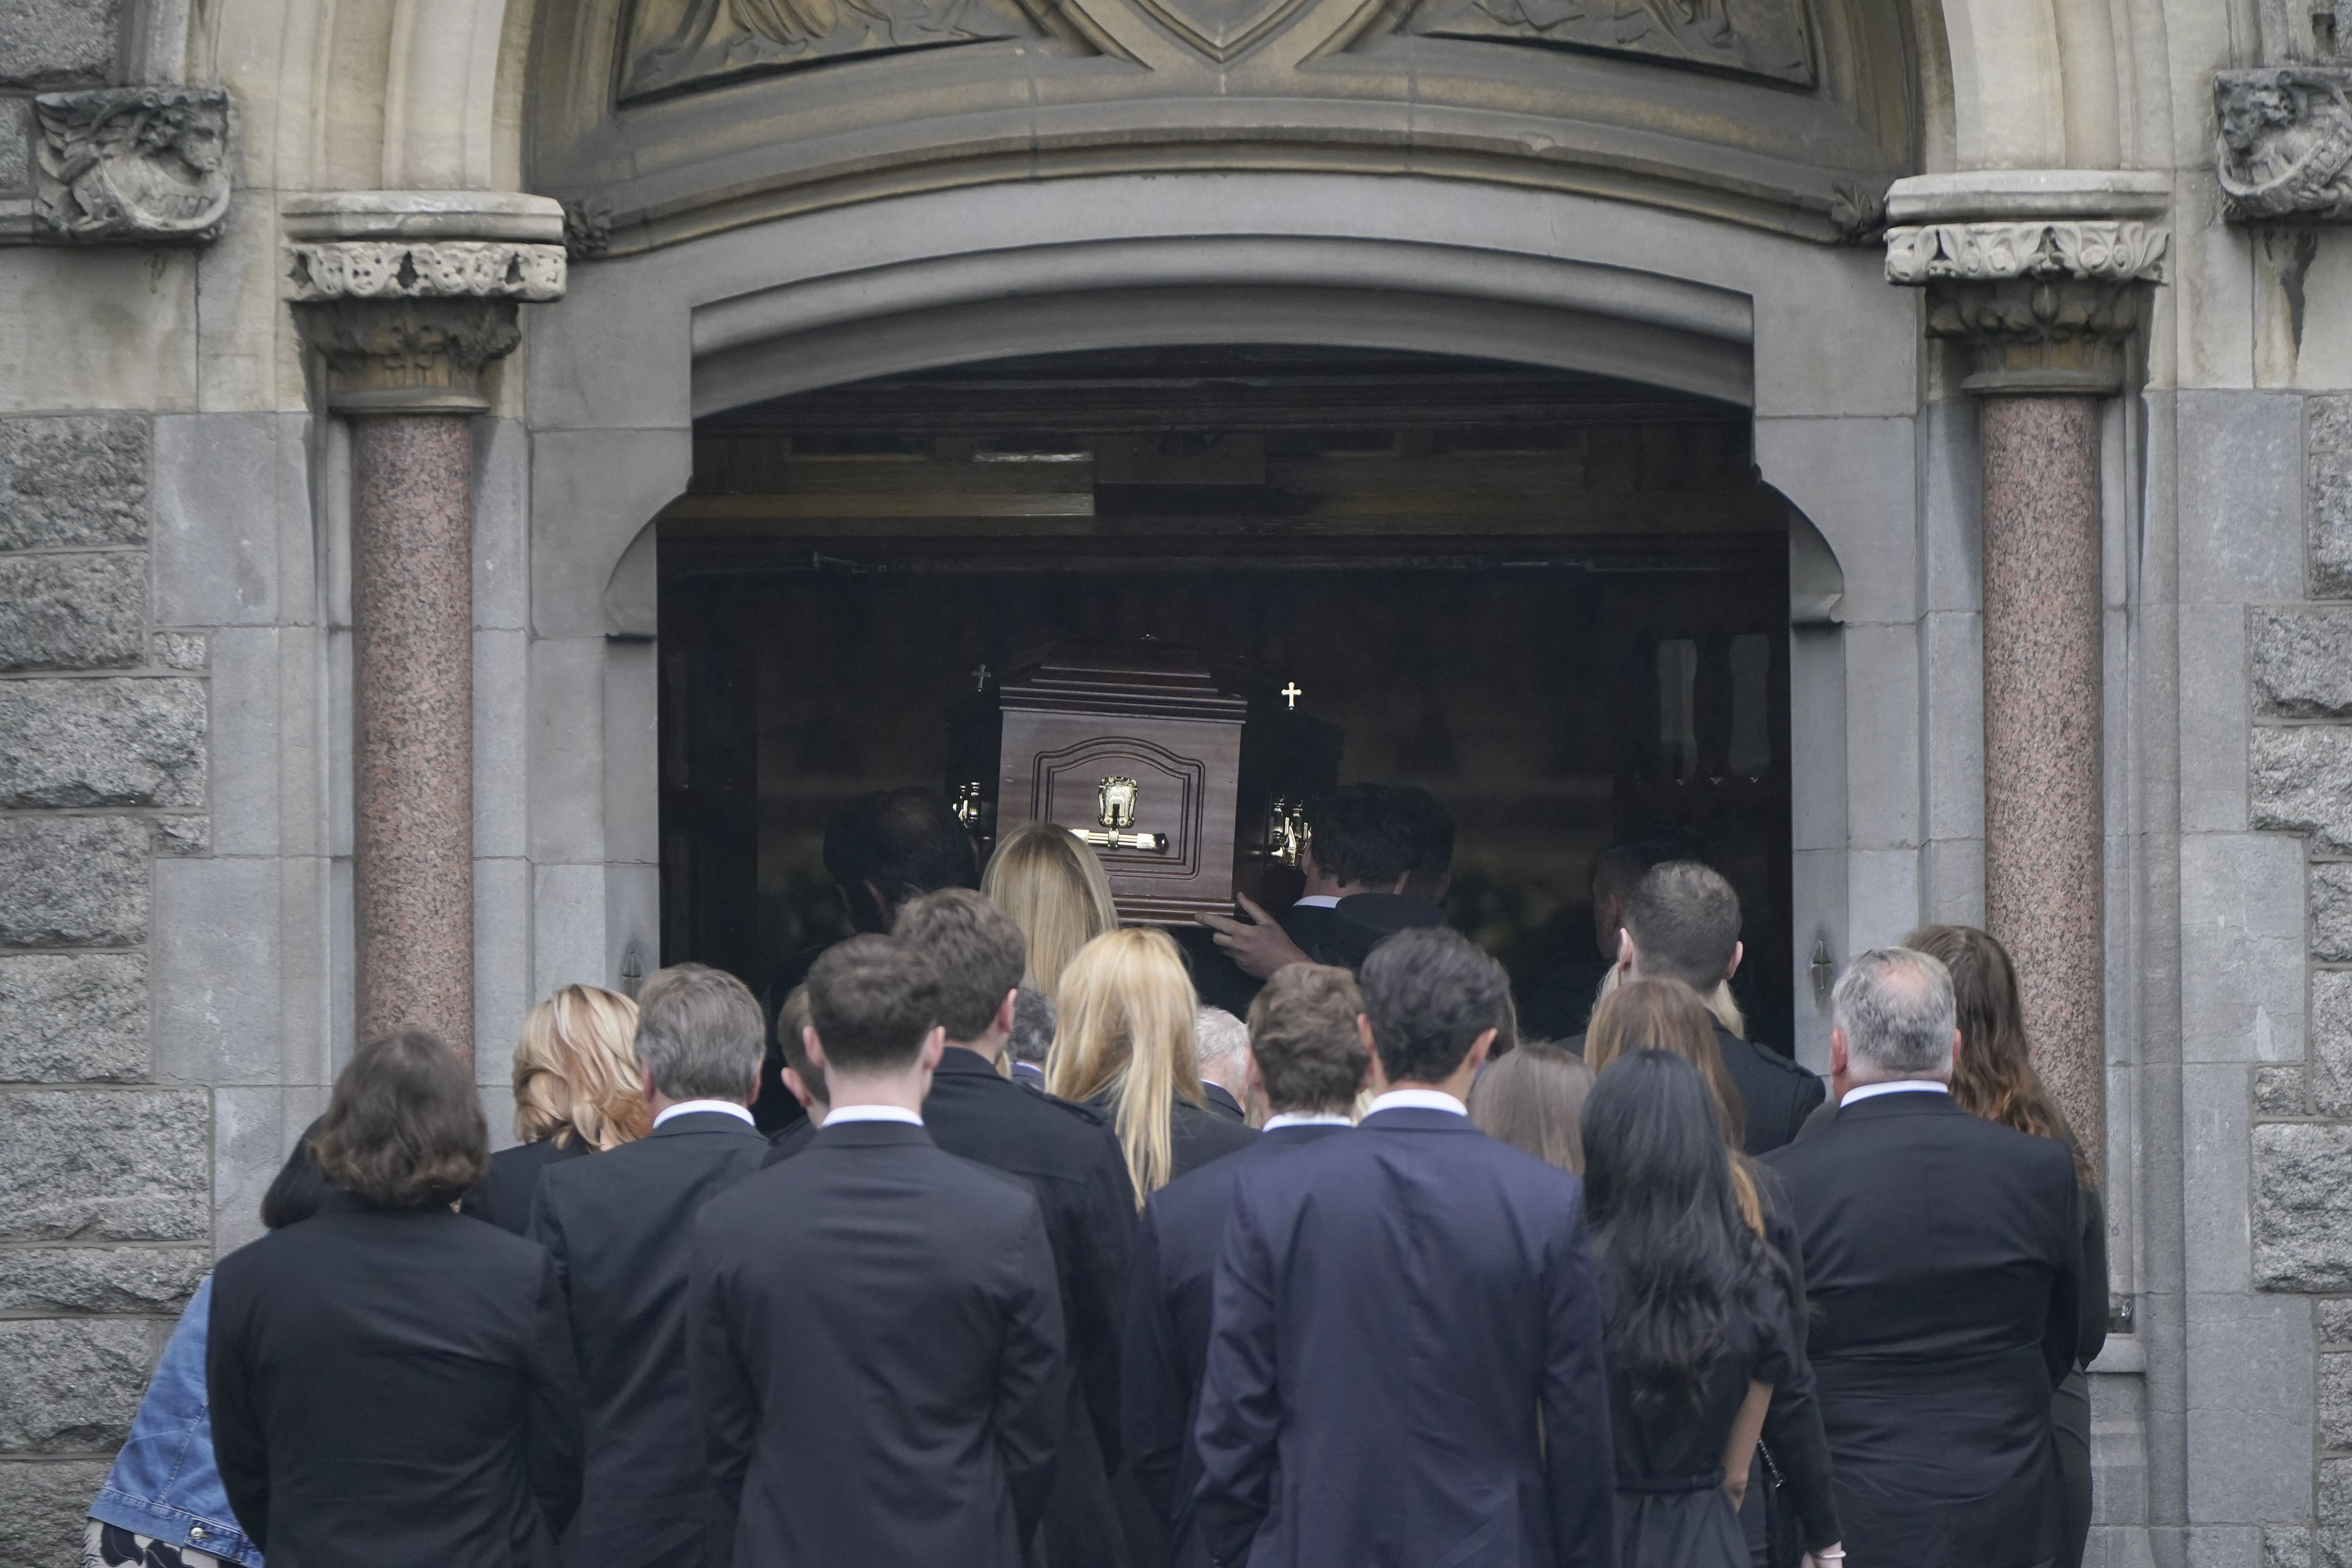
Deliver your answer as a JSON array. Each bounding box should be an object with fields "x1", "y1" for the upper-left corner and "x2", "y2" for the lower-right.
[{"x1": 520, "y1": 171, "x2": 1929, "y2": 1073}]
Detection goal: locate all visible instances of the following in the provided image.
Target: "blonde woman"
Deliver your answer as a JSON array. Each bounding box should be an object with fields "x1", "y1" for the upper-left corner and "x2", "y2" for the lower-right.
[
  {"x1": 1047, "y1": 927, "x2": 1256, "y2": 1203},
  {"x1": 461, "y1": 984, "x2": 650, "y2": 1233},
  {"x1": 982, "y1": 823, "x2": 1119, "y2": 998}
]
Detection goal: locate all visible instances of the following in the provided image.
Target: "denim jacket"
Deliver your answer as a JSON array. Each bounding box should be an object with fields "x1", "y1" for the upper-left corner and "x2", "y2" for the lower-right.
[{"x1": 88, "y1": 1273, "x2": 263, "y2": 1566}]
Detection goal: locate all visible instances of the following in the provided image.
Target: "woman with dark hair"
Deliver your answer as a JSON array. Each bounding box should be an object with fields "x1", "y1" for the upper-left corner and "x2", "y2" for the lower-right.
[
  {"x1": 206, "y1": 1031, "x2": 582, "y2": 1564},
  {"x1": 1904, "y1": 923, "x2": 2109, "y2": 1568},
  {"x1": 1581, "y1": 1049, "x2": 1842, "y2": 1568},
  {"x1": 83, "y1": 1125, "x2": 334, "y2": 1568}
]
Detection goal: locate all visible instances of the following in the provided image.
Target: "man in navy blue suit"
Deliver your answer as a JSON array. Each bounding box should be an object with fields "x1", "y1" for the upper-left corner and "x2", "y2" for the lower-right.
[
  {"x1": 1124, "y1": 961, "x2": 1371, "y2": 1565},
  {"x1": 1192, "y1": 927, "x2": 1614, "y2": 1568}
]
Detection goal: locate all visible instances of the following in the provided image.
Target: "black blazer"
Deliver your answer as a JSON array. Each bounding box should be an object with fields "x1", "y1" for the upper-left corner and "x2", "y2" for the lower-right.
[
  {"x1": 1125, "y1": 1123, "x2": 1350, "y2": 1564},
  {"x1": 1194, "y1": 1108, "x2": 1614, "y2": 1568},
  {"x1": 462, "y1": 1135, "x2": 592, "y2": 1235},
  {"x1": 1765, "y1": 1089, "x2": 2081, "y2": 1568},
  {"x1": 1279, "y1": 902, "x2": 1349, "y2": 967},
  {"x1": 1202, "y1": 1081, "x2": 1248, "y2": 1122},
  {"x1": 528, "y1": 1110, "x2": 770, "y2": 1568},
  {"x1": 207, "y1": 1192, "x2": 582, "y2": 1566},
  {"x1": 695, "y1": 1119, "x2": 1069, "y2": 1568},
  {"x1": 790, "y1": 1049, "x2": 1137, "y2": 1568},
  {"x1": 1567, "y1": 1023, "x2": 1824, "y2": 1156}
]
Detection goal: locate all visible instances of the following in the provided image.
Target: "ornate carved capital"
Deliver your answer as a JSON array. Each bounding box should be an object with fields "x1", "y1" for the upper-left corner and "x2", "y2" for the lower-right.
[
  {"x1": 2216, "y1": 66, "x2": 2352, "y2": 223},
  {"x1": 1884, "y1": 218, "x2": 2166, "y2": 395},
  {"x1": 288, "y1": 239, "x2": 565, "y2": 414},
  {"x1": 27, "y1": 87, "x2": 232, "y2": 244}
]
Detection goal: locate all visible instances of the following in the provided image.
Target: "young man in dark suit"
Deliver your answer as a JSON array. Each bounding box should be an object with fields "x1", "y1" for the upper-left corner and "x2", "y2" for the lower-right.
[
  {"x1": 1193, "y1": 927, "x2": 1614, "y2": 1568},
  {"x1": 1569, "y1": 859, "x2": 1826, "y2": 1154},
  {"x1": 1124, "y1": 962, "x2": 1370, "y2": 1566},
  {"x1": 1764, "y1": 946, "x2": 2082, "y2": 1568},
  {"x1": 880, "y1": 888, "x2": 1140, "y2": 1568},
  {"x1": 526, "y1": 963, "x2": 771, "y2": 1568},
  {"x1": 1192, "y1": 782, "x2": 1427, "y2": 998},
  {"x1": 694, "y1": 934, "x2": 1068, "y2": 1568}
]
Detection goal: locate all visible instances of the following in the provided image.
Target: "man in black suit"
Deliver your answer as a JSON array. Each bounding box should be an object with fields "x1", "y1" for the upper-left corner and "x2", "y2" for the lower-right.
[
  {"x1": 695, "y1": 934, "x2": 1068, "y2": 1568},
  {"x1": 527, "y1": 963, "x2": 770, "y2": 1568},
  {"x1": 1125, "y1": 962, "x2": 1368, "y2": 1565},
  {"x1": 1195, "y1": 782, "x2": 1425, "y2": 985},
  {"x1": 753, "y1": 786, "x2": 979, "y2": 1130},
  {"x1": 884, "y1": 888, "x2": 1141, "y2": 1568},
  {"x1": 1194, "y1": 927, "x2": 1613, "y2": 1568},
  {"x1": 1764, "y1": 946, "x2": 2081, "y2": 1568},
  {"x1": 763, "y1": 982, "x2": 825, "y2": 1161},
  {"x1": 1569, "y1": 859, "x2": 1824, "y2": 1154}
]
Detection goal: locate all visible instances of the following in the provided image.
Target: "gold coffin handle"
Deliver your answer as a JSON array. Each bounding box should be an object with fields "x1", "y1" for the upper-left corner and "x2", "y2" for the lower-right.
[{"x1": 1076, "y1": 828, "x2": 1169, "y2": 853}]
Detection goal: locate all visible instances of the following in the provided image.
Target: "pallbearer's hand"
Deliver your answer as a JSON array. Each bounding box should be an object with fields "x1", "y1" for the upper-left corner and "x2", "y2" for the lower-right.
[{"x1": 1196, "y1": 894, "x2": 1313, "y2": 980}]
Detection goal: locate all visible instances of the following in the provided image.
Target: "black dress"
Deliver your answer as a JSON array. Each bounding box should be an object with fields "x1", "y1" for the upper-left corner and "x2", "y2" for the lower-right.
[
  {"x1": 1607, "y1": 1284, "x2": 1840, "y2": 1568},
  {"x1": 460, "y1": 1134, "x2": 592, "y2": 1234}
]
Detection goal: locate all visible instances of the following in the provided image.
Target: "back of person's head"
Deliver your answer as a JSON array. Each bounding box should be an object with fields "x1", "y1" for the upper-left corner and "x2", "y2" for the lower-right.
[
  {"x1": 1388, "y1": 785, "x2": 1456, "y2": 903},
  {"x1": 1468, "y1": 1043, "x2": 1592, "y2": 1174},
  {"x1": 807, "y1": 934, "x2": 944, "y2": 1075},
  {"x1": 1009, "y1": 984, "x2": 1056, "y2": 1065},
  {"x1": 824, "y1": 787, "x2": 979, "y2": 933},
  {"x1": 1244, "y1": 964, "x2": 1367, "y2": 1116},
  {"x1": 1902, "y1": 924, "x2": 2092, "y2": 1186},
  {"x1": 981, "y1": 824, "x2": 1118, "y2": 997},
  {"x1": 1834, "y1": 946, "x2": 1958, "y2": 1081},
  {"x1": 313, "y1": 1030, "x2": 488, "y2": 1208},
  {"x1": 1195, "y1": 1004, "x2": 1250, "y2": 1081},
  {"x1": 1591, "y1": 828, "x2": 1706, "y2": 903},
  {"x1": 1304, "y1": 783, "x2": 1418, "y2": 892},
  {"x1": 1357, "y1": 925, "x2": 1511, "y2": 1085},
  {"x1": 1580, "y1": 1048, "x2": 1783, "y2": 1412},
  {"x1": 1048, "y1": 927, "x2": 1201, "y2": 1202},
  {"x1": 635, "y1": 963, "x2": 766, "y2": 1103},
  {"x1": 894, "y1": 887, "x2": 1028, "y2": 1042},
  {"x1": 513, "y1": 984, "x2": 648, "y2": 1151},
  {"x1": 776, "y1": 983, "x2": 825, "y2": 1106},
  {"x1": 261, "y1": 1116, "x2": 333, "y2": 1229},
  {"x1": 1620, "y1": 860, "x2": 1742, "y2": 991},
  {"x1": 1583, "y1": 976, "x2": 1747, "y2": 1151}
]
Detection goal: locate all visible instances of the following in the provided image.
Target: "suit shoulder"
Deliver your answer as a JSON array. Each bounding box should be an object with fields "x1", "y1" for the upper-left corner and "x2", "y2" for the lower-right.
[{"x1": 1731, "y1": 1036, "x2": 1821, "y2": 1085}]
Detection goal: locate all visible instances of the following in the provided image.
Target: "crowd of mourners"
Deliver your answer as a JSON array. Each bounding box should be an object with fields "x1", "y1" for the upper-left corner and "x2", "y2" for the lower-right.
[{"x1": 82, "y1": 785, "x2": 2102, "y2": 1568}]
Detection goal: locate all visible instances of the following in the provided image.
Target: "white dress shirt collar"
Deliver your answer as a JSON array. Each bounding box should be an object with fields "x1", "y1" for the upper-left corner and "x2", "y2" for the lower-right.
[
  {"x1": 652, "y1": 1099, "x2": 756, "y2": 1129},
  {"x1": 1839, "y1": 1079, "x2": 1951, "y2": 1108},
  {"x1": 1262, "y1": 1112, "x2": 1355, "y2": 1132},
  {"x1": 1291, "y1": 894, "x2": 1342, "y2": 908},
  {"x1": 823, "y1": 1104, "x2": 925, "y2": 1127},
  {"x1": 1365, "y1": 1088, "x2": 1468, "y2": 1118}
]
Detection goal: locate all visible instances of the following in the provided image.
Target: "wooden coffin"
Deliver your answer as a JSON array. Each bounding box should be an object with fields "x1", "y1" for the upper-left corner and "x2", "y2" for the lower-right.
[{"x1": 949, "y1": 642, "x2": 1340, "y2": 923}]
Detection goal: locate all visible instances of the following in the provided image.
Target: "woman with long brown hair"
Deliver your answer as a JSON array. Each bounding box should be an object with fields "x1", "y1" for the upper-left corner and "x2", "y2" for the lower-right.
[
  {"x1": 1903, "y1": 923, "x2": 2107, "y2": 1568},
  {"x1": 1047, "y1": 926, "x2": 1256, "y2": 1202},
  {"x1": 1468, "y1": 1042, "x2": 1595, "y2": 1174},
  {"x1": 1584, "y1": 977, "x2": 1759, "y2": 1226},
  {"x1": 982, "y1": 823, "x2": 1120, "y2": 999},
  {"x1": 462, "y1": 984, "x2": 650, "y2": 1233}
]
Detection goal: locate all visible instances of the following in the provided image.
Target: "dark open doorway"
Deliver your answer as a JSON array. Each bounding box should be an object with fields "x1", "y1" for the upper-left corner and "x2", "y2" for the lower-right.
[{"x1": 658, "y1": 345, "x2": 1798, "y2": 1049}]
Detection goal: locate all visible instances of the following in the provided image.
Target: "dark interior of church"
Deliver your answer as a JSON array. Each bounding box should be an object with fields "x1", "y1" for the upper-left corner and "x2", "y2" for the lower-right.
[{"x1": 657, "y1": 345, "x2": 1801, "y2": 1049}]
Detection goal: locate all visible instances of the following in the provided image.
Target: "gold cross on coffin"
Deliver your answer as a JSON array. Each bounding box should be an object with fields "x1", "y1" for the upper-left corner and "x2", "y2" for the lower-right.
[{"x1": 1280, "y1": 681, "x2": 1303, "y2": 709}]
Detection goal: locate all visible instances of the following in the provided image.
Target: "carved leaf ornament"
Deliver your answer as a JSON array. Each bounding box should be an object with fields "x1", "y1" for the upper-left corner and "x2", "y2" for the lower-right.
[{"x1": 1882, "y1": 222, "x2": 2170, "y2": 286}]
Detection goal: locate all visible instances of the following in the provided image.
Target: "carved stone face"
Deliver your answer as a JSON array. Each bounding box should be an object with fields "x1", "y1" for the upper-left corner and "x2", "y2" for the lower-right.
[
  {"x1": 2220, "y1": 83, "x2": 2294, "y2": 157},
  {"x1": 174, "y1": 118, "x2": 225, "y2": 175}
]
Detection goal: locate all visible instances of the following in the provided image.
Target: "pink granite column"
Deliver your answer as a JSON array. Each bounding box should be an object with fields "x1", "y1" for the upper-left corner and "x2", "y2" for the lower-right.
[
  {"x1": 1979, "y1": 393, "x2": 2105, "y2": 1171},
  {"x1": 351, "y1": 414, "x2": 477, "y2": 1064}
]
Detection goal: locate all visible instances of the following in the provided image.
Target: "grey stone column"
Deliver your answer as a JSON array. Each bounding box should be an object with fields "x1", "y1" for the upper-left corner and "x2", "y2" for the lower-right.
[
  {"x1": 1885, "y1": 213, "x2": 2169, "y2": 1178},
  {"x1": 290, "y1": 239, "x2": 566, "y2": 1065}
]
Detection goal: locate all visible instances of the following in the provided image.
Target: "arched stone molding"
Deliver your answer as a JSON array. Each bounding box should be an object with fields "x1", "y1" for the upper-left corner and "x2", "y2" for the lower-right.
[{"x1": 530, "y1": 171, "x2": 1922, "y2": 1070}]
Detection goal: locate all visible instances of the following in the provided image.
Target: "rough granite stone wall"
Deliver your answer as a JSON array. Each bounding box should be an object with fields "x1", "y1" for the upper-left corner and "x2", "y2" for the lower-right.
[
  {"x1": 0, "y1": 414, "x2": 212, "y2": 1568},
  {"x1": 2250, "y1": 395, "x2": 2352, "y2": 1568}
]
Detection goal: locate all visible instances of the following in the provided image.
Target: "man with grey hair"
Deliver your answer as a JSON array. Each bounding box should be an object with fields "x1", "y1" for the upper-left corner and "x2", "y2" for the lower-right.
[
  {"x1": 1195, "y1": 1005, "x2": 1252, "y2": 1121},
  {"x1": 1765, "y1": 947, "x2": 2082, "y2": 1568},
  {"x1": 528, "y1": 963, "x2": 771, "y2": 1568}
]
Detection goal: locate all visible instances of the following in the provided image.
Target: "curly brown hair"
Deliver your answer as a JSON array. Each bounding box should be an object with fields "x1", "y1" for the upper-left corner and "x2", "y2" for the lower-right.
[
  {"x1": 1903, "y1": 925, "x2": 2096, "y2": 1189},
  {"x1": 1245, "y1": 963, "x2": 1369, "y2": 1116},
  {"x1": 312, "y1": 1030, "x2": 489, "y2": 1208}
]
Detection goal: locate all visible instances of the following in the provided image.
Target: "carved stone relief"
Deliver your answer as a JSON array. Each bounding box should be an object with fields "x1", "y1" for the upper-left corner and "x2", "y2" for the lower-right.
[
  {"x1": 1402, "y1": 0, "x2": 1811, "y2": 88},
  {"x1": 1884, "y1": 218, "x2": 2169, "y2": 395},
  {"x1": 1125, "y1": 0, "x2": 1317, "y2": 62},
  {"x1": 620, "y1": 0, "x2": 1046, "y2": 101},
  {"x1": 2216, "y1": 66, "x2": 2352, "y2": 223},
  {"x1": 32, "y1": 87, "x2": 230, "y2": 243},
  {"x1": 1883, "y1": 221, "x2": 2170, "y2": 285},
  {"x1": 286, "y1": 239, "x2": 567, "y2": 414}
]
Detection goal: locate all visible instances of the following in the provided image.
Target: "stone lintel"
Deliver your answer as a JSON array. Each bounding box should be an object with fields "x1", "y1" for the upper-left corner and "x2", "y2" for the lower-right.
[
  {"x1": 286, "y1": 236, "x2": 565, "y2": 415},
  {"x1": 280, "y1": 190, "x2": 567, "y2": 245},
  {"x1": 1885, "y1": 169, "x2": 2173, "y2": 225}
]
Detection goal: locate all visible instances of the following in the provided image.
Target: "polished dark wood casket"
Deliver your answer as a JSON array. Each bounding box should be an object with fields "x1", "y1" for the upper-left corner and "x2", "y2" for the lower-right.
[{"x1": 949, "y1": 643, "x2": 1340, "y2": 923}]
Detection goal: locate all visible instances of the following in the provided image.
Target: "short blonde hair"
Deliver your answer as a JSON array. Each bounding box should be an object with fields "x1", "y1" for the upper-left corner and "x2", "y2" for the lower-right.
[
  {"x1": 983, "y1": 824, "x2": 1119, "y2": 998},
  {"x1": 512, "y1": 984, "x2": 650, "y2": 1151},
  {"x1": 1047, "y1": 927, "x2": 1202, "y2": 1204}
]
